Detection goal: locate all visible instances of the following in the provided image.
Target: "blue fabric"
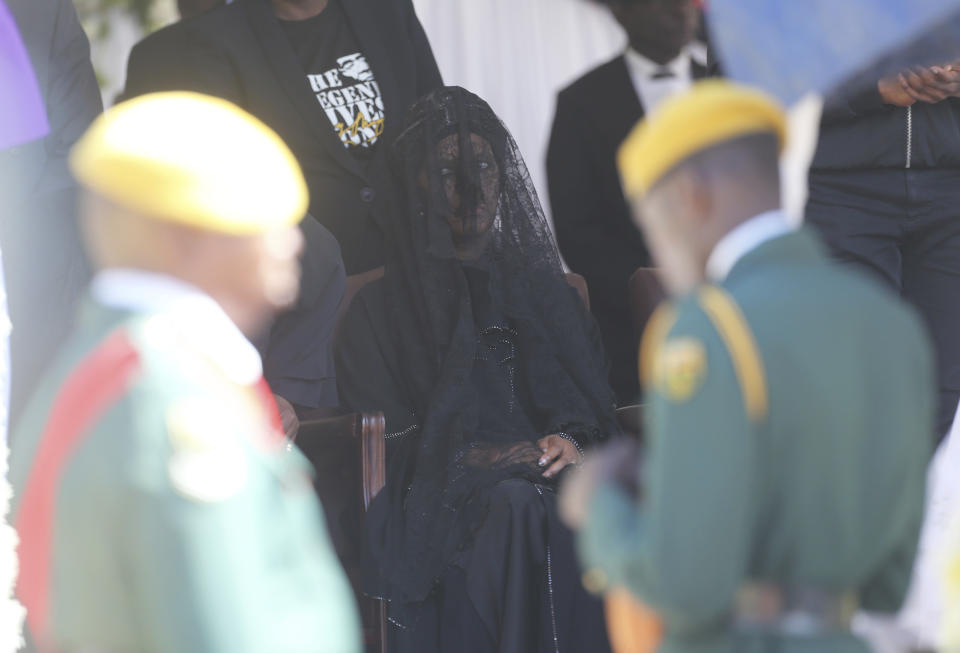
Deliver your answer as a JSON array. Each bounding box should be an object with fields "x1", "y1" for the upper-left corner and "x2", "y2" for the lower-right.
[{"x1": 708, "y1": 0, "x2": 960, "y2": 103}]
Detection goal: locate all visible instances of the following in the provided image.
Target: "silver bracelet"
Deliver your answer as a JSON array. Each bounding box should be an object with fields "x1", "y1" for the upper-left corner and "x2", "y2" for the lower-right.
[
  {"x1": 555, "y1": 432, "x2": 584, "y2": 457},
  {"x1": 385, "y1": 423, "x2": 419, "y2": 441}
]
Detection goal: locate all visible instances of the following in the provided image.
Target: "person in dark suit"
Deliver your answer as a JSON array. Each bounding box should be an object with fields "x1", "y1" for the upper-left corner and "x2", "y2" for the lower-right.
[
  {"x1": 547, "y1": 0, "x2": 706, "y2": 405},
  {"x1": 123, "y1": 0, "x2": 441, "y2": 421},
  {"x1": 123, "y1": 0, "x2": 442, "y2": 275},
  {"x1": 0, "y1": 0, "x2": 102, "y2": 431}
]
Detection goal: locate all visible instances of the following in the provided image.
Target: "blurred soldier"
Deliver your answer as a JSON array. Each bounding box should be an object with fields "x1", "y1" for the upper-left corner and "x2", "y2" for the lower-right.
[
  {"x1": 10, "y1": 92, "x2": 361, "y2": 653},
  {"x1": 562, "y1": 81, "x2": 933, "y2": 652}
]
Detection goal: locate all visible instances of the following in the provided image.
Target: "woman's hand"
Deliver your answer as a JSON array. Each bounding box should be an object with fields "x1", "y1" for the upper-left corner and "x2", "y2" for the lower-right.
[
  {"x1": 559, "y1": 439, "x2": 642, "y2": 530},
  {"x1": 536, "y1": 434, "x2": 582, "y2": 479}
]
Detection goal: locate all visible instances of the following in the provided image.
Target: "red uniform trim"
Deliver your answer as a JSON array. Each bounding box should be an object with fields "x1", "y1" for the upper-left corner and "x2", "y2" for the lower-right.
[
  {"x1": 253, "y1": 376, "x2": 286, "y2": 448},
  {"x1": 14, "y1": 330, "x2": 141, "y2": 649}
]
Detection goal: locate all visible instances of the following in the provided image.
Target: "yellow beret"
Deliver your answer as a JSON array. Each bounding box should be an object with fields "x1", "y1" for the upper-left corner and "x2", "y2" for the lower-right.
[
  {"x1": 618, "y1": 80, "x2": 787, "y2": 198},
  {"x1": 69, "y1": 92, "x2": 308, "y2": 236}
]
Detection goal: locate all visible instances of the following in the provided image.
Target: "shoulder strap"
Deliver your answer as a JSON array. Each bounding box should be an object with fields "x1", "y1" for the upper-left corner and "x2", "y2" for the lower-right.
[
  {"x1": 697, "y1": 286, "x2": 769, "y2": 423},
  {"x1": 15, "y1": 329, "x2": 141, "y2": 650},
  {"x1": 638, "y1": 303, "x2": 677, "y2": 389}
]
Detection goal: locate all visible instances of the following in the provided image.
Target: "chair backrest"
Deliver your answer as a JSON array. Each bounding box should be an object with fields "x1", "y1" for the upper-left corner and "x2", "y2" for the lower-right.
[{"x1": 629, "y1": 268, "x2": 667, "y2": 341}]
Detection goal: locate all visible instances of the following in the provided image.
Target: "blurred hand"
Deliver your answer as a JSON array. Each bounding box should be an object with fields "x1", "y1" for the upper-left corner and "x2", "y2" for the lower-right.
[
  {"x1": 559, "y1": 454, "x2": 604, "y2": 530},
  {"x1": 895, "y1": 65, "x2": 960, "y2": 104},
  {"x1": 536, "y1": 434, "x2": 582, "y2": 479},
  {"x1": 274, "y1": 394, "x2": 300, "y2": 441},
  {"x1": 559, "y1": 439, "x2": 643, "y2": 530}
]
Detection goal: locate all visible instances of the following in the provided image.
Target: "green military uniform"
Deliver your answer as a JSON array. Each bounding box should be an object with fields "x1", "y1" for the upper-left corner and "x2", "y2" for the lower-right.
[
  {"x1": 578, "y1": 228, "x2": 933, "y2": 652},
  {"x1": 10, "y1": 290, "x2": 362, "y2": 653}
]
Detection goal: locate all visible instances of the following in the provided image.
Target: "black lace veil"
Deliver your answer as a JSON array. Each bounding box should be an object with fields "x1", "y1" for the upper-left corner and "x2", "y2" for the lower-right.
[{"x1": 364, "y1": 87, "x2": 619, "y2": 617}]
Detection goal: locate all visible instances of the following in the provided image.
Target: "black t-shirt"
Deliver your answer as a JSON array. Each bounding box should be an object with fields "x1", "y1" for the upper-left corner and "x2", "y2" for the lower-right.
[{"x1": 279, "y1": 0, "x2": 385, "y2": 158}]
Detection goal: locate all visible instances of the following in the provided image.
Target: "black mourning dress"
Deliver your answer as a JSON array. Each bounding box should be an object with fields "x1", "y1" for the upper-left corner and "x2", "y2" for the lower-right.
[{"x1": 336, "y1": 87, "x2": 617, "y2": 653}]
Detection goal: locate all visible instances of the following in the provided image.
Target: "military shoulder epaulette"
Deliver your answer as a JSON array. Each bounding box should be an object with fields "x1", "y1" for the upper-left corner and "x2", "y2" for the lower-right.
[
  {"x1": 697, "y1": 286, "x2": 768, "y2": 424},
  {"x1": 638, "y1": 286, "x2": 769, "y2": 424}
]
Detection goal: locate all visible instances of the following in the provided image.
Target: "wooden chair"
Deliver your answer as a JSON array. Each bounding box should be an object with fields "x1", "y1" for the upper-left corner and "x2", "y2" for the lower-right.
[{"x1": 628, "y1": 268, "x2": 666, "y2": 342}]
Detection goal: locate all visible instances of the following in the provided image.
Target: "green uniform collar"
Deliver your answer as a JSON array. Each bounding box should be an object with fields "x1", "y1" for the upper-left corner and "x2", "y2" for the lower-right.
[{"x1": 724, "y1": 228, "x2": 826, "y2": 286}]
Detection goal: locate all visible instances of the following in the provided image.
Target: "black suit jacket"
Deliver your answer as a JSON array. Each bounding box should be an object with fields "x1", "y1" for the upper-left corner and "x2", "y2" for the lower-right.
[
  {"x1": 1, "y1": 0, "x2": 102, "y2": 429},
  {"x1": 547, "y1": 54, "x2": 707, "y2": 404},
  {"x1": 123, "y1": 0, "x2": 443, "y2": 274}
]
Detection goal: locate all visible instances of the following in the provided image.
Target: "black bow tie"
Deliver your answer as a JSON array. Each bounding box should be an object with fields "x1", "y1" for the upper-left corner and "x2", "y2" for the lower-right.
[{"x1": 651, "y1": 69, "x2": 675, "y2": 80}]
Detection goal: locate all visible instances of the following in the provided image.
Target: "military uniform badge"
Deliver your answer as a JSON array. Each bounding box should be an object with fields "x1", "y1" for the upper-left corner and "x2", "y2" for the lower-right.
[{"x1": 657, "y1": 337, "x2": 707, "y2": 403}]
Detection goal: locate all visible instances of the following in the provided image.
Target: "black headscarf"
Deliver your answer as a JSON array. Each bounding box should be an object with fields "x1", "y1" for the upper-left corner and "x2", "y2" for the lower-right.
[{"x1": 365, "y1": 87, "x2": 618, "y2": 615}]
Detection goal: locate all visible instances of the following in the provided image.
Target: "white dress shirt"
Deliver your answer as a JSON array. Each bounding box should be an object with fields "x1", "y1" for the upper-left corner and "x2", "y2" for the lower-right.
[
  {"x1": 624, "y1": 44, "x2": 705, "y2": 116},
  {"x1": 91, "y1": 268, "x2": 263, "y2": 387},
  {"x1": 705, "y1": 210, "x2": 794, "y2": 282}
]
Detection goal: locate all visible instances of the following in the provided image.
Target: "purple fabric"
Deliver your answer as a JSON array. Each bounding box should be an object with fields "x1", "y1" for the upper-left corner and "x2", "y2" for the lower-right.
[{"x1": 0, "y1": 0, "x2": 49, "y2": 150}]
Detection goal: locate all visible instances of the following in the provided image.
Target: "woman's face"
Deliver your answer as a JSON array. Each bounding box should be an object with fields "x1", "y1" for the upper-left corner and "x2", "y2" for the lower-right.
[{"x1": 420, "y1": 132, "x2": 501, "y2": 258}]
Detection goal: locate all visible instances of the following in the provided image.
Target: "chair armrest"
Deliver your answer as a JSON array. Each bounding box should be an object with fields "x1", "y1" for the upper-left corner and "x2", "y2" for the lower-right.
[{"x1": 359, "y1": 412, "x2": 385, "y2": 509}]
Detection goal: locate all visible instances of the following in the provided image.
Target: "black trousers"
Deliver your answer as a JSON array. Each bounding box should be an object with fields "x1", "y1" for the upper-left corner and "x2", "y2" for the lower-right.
[{"x1": 807, "y1": 168, "x2": 960, "y2": 440}]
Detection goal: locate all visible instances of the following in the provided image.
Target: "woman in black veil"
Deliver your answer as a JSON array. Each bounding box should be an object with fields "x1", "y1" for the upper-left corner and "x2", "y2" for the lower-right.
[{"x1": 336, "y1": 86, "x2": 617, "y2": 653}]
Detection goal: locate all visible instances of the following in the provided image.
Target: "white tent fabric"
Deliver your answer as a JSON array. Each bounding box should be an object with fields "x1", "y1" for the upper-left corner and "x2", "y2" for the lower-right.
[{"x1": 411, "y1": 0, "x2": 626, "y2": 234}]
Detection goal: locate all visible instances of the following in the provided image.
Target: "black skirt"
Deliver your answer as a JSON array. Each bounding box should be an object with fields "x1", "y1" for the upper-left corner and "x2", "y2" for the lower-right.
[{"x1": 389, "y1": 479, "x2": 612, "y2": 653}]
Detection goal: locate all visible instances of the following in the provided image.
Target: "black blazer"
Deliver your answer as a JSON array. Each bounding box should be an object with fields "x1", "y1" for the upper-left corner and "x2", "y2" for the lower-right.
[
  {"x1": 123, "y1": 0, "x2": 443, "y2": 274},
  {"x1": 547, "y1": 54, "x2": 708, "y2": 403}
]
